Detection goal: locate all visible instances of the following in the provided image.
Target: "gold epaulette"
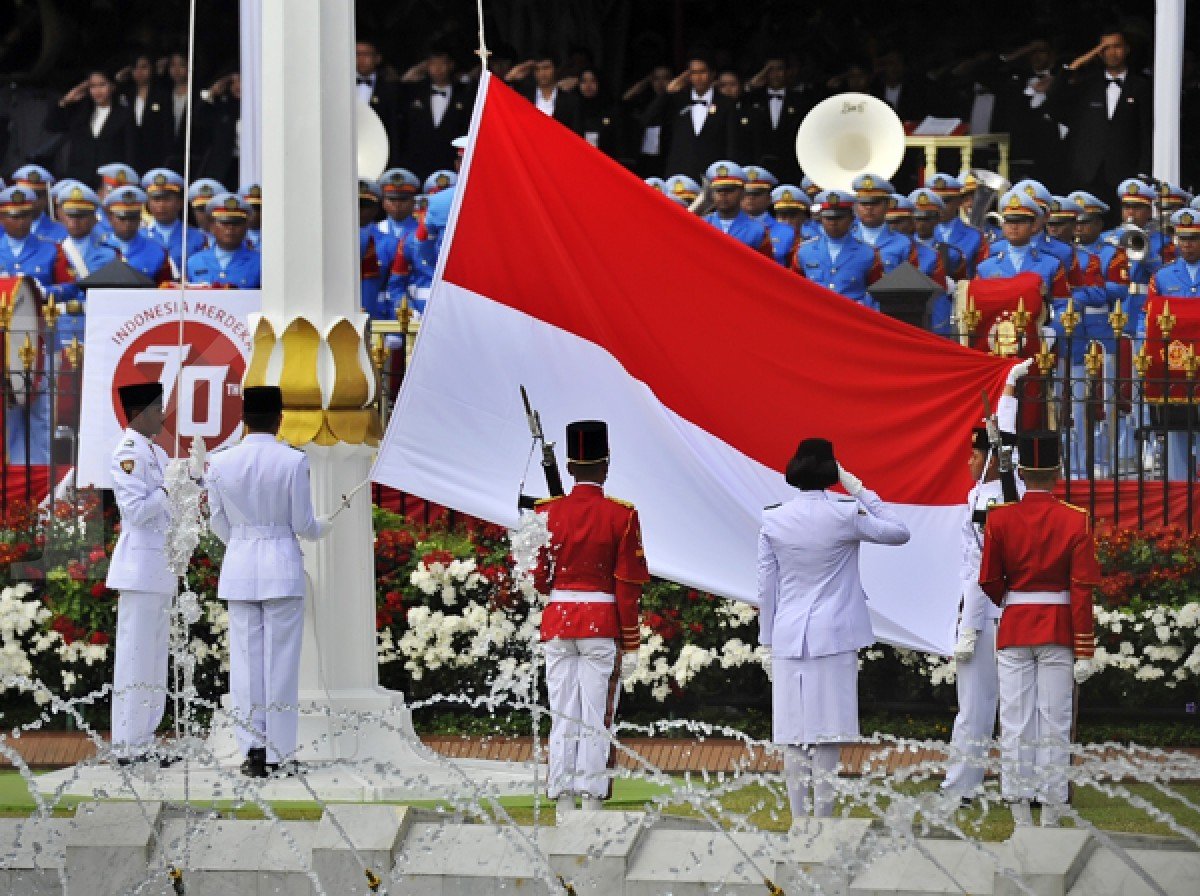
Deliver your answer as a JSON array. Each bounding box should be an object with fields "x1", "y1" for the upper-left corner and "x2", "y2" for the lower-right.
[
  {"x1": 606, "y1": 495, "x2": 636, "y2": 510},
  {"x1": 534, "y1": 495, "x2": 564, "y2": 507},
  {"x1": 1061, "y1": 500, "x2": 1089, "y2": 514}
]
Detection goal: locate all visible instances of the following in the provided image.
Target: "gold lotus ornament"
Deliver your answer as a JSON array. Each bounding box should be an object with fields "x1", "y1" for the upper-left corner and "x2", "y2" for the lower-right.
[{"x1": 243, "y1": 311, "x2": 381, "y2": 447}]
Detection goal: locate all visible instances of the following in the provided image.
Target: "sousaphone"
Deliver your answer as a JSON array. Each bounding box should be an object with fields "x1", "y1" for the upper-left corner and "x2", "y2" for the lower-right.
[
  {"x1": 794, "y1": 92, "x2": 905, "y2": 192},
  {"x1": 356, "y1": 99, "x2": 390, "y2": 182}
]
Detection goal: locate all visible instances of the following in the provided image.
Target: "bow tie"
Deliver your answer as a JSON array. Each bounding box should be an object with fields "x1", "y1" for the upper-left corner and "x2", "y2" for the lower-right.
[
  {"x1": 432, "y1": 87, "x2": 449, "y2": 97},
  {"x1": 1107, "y1": 75, "x2": 1124, "y2": 86},
  {"x1": 356, "y1": 76, "x2": 372, "y2": 86}
]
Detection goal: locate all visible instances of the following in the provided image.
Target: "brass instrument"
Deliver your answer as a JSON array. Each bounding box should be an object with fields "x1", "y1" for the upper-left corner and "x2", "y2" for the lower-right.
[
  {"x1": 967, "y1": 169, "x2": 1010, "y2": 230},
  {"x1": 794, "y1": 93, "x2": 905, "y2": 192},
  {"x1": 1116, "y1": 225, "x2": 1149, "y2": 262}
]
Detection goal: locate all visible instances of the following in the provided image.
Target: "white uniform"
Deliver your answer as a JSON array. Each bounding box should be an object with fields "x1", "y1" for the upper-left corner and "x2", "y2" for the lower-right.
[
  {"x1": 758, "y1": 487, "x2": 910, "y2": 817},
  {"x1": 206, "y1": 434, "x2": 329, "y2": 763},
  {"x1": 106, "y1": 428, "x2": 175, "y2": 754},
  {"x1": 944, "y1": 393, "x2": 1024, "y2": 797}
]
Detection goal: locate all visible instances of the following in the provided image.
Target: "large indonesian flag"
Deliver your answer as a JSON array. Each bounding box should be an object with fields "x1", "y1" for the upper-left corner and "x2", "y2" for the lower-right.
[{"x1": 373, "y1": 75, "x2": 1012, "y2": 654}]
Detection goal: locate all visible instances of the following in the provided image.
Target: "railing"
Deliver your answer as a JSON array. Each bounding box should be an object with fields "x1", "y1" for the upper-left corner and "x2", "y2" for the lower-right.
[
  {"x1": 905, "y1": 133, "x2": 1011, "y2": 183},
  {"x1": 1, "y1": 306, "x2": 1196, "y2": 533}
]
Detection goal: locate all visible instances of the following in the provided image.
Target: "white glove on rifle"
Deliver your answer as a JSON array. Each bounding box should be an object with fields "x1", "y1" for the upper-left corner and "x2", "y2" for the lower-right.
[
  {"x1": 620, "y1": 651, "x2": 639, "y2": 683},
  {"x1": 837, "y1": 463, "x2": 864, "y2": 497},
  {"x1": 1006, "y1": 357, "x2": 1035, "y2": 387},
  {"x1": 954, "y1": 628, "x2": 978, "y2": 662},
  {"x1": 1073, "y1": 657, "x2": 1095, "y2": 685}
]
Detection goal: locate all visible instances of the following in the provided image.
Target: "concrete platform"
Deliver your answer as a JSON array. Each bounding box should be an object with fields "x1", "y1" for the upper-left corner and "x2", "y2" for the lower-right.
[{"x1": 34, "y1": 753, "x2": 541, "y2": 804}]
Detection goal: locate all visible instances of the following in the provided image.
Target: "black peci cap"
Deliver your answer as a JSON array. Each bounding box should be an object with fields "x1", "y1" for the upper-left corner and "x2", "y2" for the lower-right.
[
  {"x1": 117, "y1": 382, "x2": 163, "y2": 418},
  {"x1": 785, "y1": 437, "x2": 838, "y2": 490},
  {"x1": 566, "y1": 420, "x2": 609, "y2": 463},
  {"x1": 243, "y1": 385, "x2": 283, "y2": 416}
]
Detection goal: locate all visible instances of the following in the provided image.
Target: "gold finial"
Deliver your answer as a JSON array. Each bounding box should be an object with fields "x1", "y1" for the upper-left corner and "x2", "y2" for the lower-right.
[
  {"x1": 64, "y1": 337, "x2": 82, "y2": 370},
  {"x1": 0, "y1": 294, "x2": 13, "y2": 331},
  {"x1": 1108, "y1": 299, "x2": 1128, "y2": 337},
  {"x1": 1059, "y1": 295, "x2": 1079, "y2": 337},
  {"x1": 1158, "y1": 300, "x2": 1176, "y2": 340},
  {"x1": 1012, "y1": 296, "x2": 1030, "y2": 332},
  {"x1": 1133, "y1": 340, "x2": 1152, "y2": 377},
  {"x1": 1084, "y1": 340, "x2": 1104, "y2": 378},
  {"x1": 370, "y1": 332, "x2": 387, "y2": 370},
  {"x1": 1035, "y1": 339, "x2": 1056, "y2": 375},
  {"x1": 41, "y1": 297, "x2": 59, "y2": 329},
  {"x1": 960, "y1": 293, "x2": 981, "y2": 337},
  {"x1": 65, "y1": 299, "x2": 83, "y2": 315},
  {"x1": 396, "y1": 293, "x2": 412, "y2": 333},
  {"x1": 18, "y1": 334, "x2": 35, "y2": 371},
  {"x1": 1185, "y1": 344, "x2": 1200, "y2": 381}
]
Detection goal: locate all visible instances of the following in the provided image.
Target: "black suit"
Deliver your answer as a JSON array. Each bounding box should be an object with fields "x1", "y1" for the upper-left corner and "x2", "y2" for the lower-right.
[
  {"x1": 358, "y1": 74, "x2": 402, "y2": 166},
  {"x1": 1045, "y1": 68, "x2": 1152, "y2": 202},
  {"x1": 743, "y1": 87, "x2": 814, "y2": 184},
  {"x1": 43, "y1": 99, "x2": 136, "y2": 186},
  {"x1": 120, "y1": 82, "x2": 175, "y2": 173},
  {"x1": 644, "y1": 89, "x2": 737, "y2": 181},
  {"x1": 519, "y1": 85, "x2": 582, "y2": 135},
  {"x1": 395, "y1": 80, "x2": 474, "y2": 180},
  {"x1": 871, "y1": 77, "x2": 929, "y2": 124},
  {"x1": 194, "y1": 94, "x2": 239, "y2": 187}
]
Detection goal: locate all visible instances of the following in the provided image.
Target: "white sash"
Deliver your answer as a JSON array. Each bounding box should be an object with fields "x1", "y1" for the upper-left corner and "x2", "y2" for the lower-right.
[{"x1": 60, "y1": 238, "x2": 90, "y2": 282}]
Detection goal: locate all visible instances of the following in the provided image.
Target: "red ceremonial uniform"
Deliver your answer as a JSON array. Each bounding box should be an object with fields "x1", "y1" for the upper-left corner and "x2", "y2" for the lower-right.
[
  {"x1": 978, "y1": 491, "x2": 1101, "y2": 658},
  {"x1": 533, "y1": 483, "x2": 649, "y2": 651}
]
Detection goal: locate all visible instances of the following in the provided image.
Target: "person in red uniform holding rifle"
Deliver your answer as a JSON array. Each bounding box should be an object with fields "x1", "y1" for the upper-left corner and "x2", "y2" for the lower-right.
[
  {"x1": 979, "y1": 431, "x2": 1102, "y2": 828},
  {"x1": 533, "y1": 420, "x2": 649, "y2": 814}
]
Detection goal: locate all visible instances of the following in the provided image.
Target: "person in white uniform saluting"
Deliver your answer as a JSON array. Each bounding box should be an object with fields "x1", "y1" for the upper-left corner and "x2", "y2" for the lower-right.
[
  {"x1": 205, "y1": 386, "x2": 332, "y2": 778},
  {"x1": 757, "y1": 437, "x2": 911, "y2": 820},
  {"x1": 107, "y1": 381, "x2": 178, "y2": 766}
]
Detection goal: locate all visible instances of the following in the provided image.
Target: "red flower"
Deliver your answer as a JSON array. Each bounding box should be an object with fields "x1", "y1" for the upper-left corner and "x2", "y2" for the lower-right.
[
  {"x1": 90, "y1": 583, "x2": 107, "y2": 599},
  {"x1": 375, "y1": 609, "x2": 394, "y2": 630},
  {"x1": 689, "y1": 621, "x2": 704, "y2": 634},
  {"x1": 88, "y1": 547, "x2": 106, "y2": 564},
  {"x1": 88, "y1": 631, "x2": 110, "y2": 645},
  {"x1": 384, "y1": 590, "x2": 403, "y2": 609}
]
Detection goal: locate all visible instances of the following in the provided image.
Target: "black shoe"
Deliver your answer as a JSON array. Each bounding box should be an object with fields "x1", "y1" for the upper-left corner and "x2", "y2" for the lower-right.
[
  {"x1": 240, "y1": 748, "x2": 267, "y2": 778},
  {"x1": 155, "y1": 751, "x2": 182, "y2": 769},
  {"x1": 116, "y1": 752, "x2": 150, "y2": 767},
  {"x1": 266, "y1": 760, "x2": 302, "y2": 778}
]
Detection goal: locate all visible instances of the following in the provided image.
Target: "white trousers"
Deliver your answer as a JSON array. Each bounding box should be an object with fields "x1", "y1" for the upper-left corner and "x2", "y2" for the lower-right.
[
  {"x1": 943, "y1": 621, "x2": 999, "y2": 796},
  {"x1": 111, "y1": 590, "x2": 172, "y2": 752},
  {"x1": 783, "y1": 744, "x2": 840, "y2": 819},
  {"x1": 542, "y1": 637, "x2": 620, "y2": 799},
  {"x1": 997, "y1": 644, "x2": 1073, "y2": 804},
  {"x1": 227, "y1": 597, "x2": 305, "y2": 762}
]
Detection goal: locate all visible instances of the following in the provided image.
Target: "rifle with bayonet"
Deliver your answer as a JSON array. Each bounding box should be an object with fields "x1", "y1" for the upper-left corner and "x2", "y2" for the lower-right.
[
  {"x1": 518, "y1": 385, "x2": 565, "y2": 510},
  {"x1": 982, "y1": 390, "x2": 1019, "y2": 504}
]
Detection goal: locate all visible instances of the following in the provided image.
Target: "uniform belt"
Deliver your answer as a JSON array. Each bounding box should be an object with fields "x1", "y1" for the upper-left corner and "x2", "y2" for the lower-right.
[
  {"x1": 549, "y1": 589, "x2": 616, "y2": 605},
  {"x1": 230, "y1": 524, "x2": 294, "y2": 539},
  {"x1": 1082, "y1": 307, "x2": 1110, "y2": 316},
  {"x1": 1126, "y1": 284, "x2": 1148, "y2": 296},
  {"x1": 1005, "y1": 589, "x2": 1070, "y2": 606}
]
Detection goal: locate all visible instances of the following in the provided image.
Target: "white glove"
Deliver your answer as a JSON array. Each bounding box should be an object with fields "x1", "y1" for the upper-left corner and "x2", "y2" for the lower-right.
[
  {"x1": 1006, "y1": 357, "x2": 1035, "y2": 387},
  {"x1": 836, "y1": 463, "x2": 864, "y2": 497},
  {"x1": 954, "y1": 628, "x2": 978, "y2": 662},
  {"x1": 620, "y1": 651, "x2": 639, "y2": 683},
  {"x1": 316, "y1": 513, "x2": 334, "y2": 536},
  {"x1": 762, "y1": 648, "x2": 772, "y2": 682},
  {"x1": 1073, "y1": 657, "x2": 1095, "y2": 685}
]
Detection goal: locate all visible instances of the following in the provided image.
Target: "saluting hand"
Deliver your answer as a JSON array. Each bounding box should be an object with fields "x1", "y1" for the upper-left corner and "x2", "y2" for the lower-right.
[{"x1": 836, "y1": 464, "x2": 864, "y2": 497}]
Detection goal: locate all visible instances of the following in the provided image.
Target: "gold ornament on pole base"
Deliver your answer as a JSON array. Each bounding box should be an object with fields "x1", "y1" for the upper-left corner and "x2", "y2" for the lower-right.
[
  {"x1": 18, "y1": 334, "x2": 35, "y2": 371},
  {"x1": 243, "y1": 312, "x2": 382, "y2": 447},
  {"x1": 1012, "y1": 296, "x2": 1030, "y2": 334},
  {"x1": 1184, "y1": 344, "x2": 1200, "y2": 381},
  {"x1": 41, "y1": 297, "x2": 59, "y2": 330},
  {"x1": 63, "y1": 337, "x2": 82, "y2": 371}
]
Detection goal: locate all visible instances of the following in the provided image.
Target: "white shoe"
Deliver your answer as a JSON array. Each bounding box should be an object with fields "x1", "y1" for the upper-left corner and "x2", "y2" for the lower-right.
[
  {"x1": 556, "y1": 794, "x2": 576, "y2": 815},
  {"x1": 581, "y1": 796, "x2": 604, "y2": 811},
  {"x1": 1009, "y1": 799, "x2": 1033, "y2": 827},
  {"x1": 1039, "y1": 802, "x2": 1064, "y2": 827}
]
